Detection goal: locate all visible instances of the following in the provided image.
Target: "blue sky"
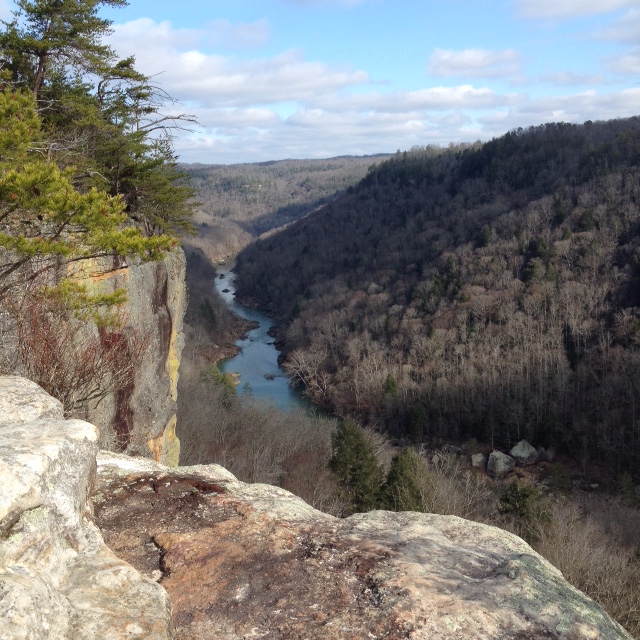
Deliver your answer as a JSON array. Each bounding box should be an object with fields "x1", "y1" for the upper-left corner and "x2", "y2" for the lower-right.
[{"x1": 3, "y1": 0, "x2": 640, "y2": 163}]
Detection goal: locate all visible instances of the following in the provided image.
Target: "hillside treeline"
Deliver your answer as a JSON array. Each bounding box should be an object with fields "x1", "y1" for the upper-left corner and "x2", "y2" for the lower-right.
[
  {"x1": 183, "y1": 156, "x2": 391, "y2": 259},
  {"x1": 235, "y1": 117, "x2": 640, "y2": 475}
]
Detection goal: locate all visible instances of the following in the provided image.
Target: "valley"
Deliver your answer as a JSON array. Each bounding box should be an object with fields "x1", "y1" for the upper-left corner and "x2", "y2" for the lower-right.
[{"x1": 174, "y1": 125, "x2": 640, "y2": 637}]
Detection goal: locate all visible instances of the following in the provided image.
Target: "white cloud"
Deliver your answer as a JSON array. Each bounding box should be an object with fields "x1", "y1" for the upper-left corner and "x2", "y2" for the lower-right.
[
  {"x1": 206, "y1": 19, "x2": 270, "y2": 49},
  {"x1": 607, "y1": 48, "x2": 640, "y2": 74},
  {"x1": 600, "y1": 7, "x2": 640, "y2": 41},
  {"x1": 110, "y1": 17, "x2": 269, "y2": 52},
  {"x1": 319, "y1": 85, "x2": 517, "y2": 113},
  {"x1": 106, "y1": 16, "x2": 640, "y2": 164},
  {"x1": 429, "y1": 48, "x2": 522, "y2": 79},
  {"x1": 515, "y1": 0, "x2": 638, "y2": 20},
  {"x1": 479, "y1": 88, "x2": 640, "y2": 136},
  {"x1": 540, "y1": 71, "x2": 608, "y2": 85},
  {"x1": 109, "y1": 20, "x2": 369, "y2": 107},
  {"x1": 111, "y1": 18, "x2": 203, "y2": 50}
]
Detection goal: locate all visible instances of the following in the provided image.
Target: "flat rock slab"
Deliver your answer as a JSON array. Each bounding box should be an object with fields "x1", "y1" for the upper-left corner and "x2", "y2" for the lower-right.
[
  {"x1": 0, "y1": 375, "x2": 63, "y2": 427},
  {"x1": 95, "y1": 452, "x2": 633, "y2": 640}
]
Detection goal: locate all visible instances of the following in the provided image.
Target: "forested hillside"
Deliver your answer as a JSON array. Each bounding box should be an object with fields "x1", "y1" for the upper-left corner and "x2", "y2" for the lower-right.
[
  {"x1": 235, "y1": 117, "x2": 640, "y2": 474},
  {"x1": 182, "y1": 155, "x2": 391, "y2": 259}
]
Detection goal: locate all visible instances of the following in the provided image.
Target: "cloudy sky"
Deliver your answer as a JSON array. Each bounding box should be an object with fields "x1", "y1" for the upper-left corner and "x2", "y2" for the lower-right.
[{"x1": 3, "y1": 0, "x2": 639, "y2": 164}]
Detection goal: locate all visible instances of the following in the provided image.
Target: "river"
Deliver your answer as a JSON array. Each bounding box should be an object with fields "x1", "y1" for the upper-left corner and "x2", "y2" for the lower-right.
[{"x1": 213, "y1": 261, "x2": 309, "y2": 412}]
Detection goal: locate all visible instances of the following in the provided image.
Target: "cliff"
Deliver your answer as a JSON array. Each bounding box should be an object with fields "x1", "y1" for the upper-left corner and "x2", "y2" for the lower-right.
[
  {"x1": 0, "y1": 377, "x2": 634, "y2": 640},
  {"x1": 77, "y1": 249, "x2": 186, "y2": 466}
]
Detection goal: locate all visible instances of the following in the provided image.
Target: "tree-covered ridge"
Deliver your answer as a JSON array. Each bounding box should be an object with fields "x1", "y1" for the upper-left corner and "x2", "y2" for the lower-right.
[
  {"x1": 235, "y1": 116, "x2": 640, "y2": 473},
  {"x1": 185, "y1": 155, "x2": 392, "y2": 237}
]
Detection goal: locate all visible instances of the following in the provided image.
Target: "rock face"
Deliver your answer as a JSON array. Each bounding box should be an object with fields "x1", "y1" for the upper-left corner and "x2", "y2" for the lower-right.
[
  {"x1": 78, "y1": 249, "x2": 186, "y2": 466},
  {"x1": 95, "y1": 452, "x2": 633, "y2": 640},
  {"x1": 0, "y1": 376, "x2": 172, "y2": 640},
  {"x1": 487, "y1": 450, "x2": 517, "y2": 479},
  {"x1": 510, "y1": 440, "x2": 540, "y2": 466}
]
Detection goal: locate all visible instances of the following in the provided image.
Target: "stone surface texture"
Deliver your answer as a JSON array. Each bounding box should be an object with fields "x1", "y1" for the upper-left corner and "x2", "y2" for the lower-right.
[
  {"x1": 95, "y1": 451, "x2": 633, "y2": 640},
  {"x1": 470, "y1": 452, "x2": 486, "y2": 469},
  {"x1": 0, "y1": 376, "x2": 172, "y2": 640},
  {"x1": 509, "y1": 440, "x2": 540, "y2": 466},
  {"x1": 77, "y1": 249, "x2": 186, "y2": 465},
  {"x1": 487, "y1": 450, "x2": 517, "y2": 479}
]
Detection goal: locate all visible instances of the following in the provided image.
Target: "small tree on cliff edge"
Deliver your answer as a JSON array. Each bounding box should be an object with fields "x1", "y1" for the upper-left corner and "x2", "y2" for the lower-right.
[
  {"x1": 0, "y1": 86, "x2": 174, "y2": 302},
  {"x1": 329, "y1": 419, "x2": 382, "y2": 513}
]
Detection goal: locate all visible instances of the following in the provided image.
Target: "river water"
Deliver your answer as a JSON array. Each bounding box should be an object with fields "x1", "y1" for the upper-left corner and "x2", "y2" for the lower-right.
[{"x1": 214, "y1": 262, "x2": 308, "y2": 412}]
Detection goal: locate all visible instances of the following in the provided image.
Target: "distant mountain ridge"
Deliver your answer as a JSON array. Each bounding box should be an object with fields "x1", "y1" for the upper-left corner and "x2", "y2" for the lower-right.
[
  {"x1": 181, "y1": 155, "x2": 394, "y2": 260},
  {"x1": 234, "y1": 116, "x2": 640, "y2": 473}
]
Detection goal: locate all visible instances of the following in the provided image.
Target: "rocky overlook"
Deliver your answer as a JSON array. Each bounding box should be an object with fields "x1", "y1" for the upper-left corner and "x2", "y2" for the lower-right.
[{"x1": 0, "y1": 376, "x2": 634, "y2": 639}]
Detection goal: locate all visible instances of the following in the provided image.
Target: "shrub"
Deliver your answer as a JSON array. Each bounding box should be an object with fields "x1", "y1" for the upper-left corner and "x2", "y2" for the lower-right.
[
  {"x1": 499, "y1": 480, "x2": 548, "y2": 542},
  {"x1": 329, "y1": 419, "x2": 383, "y2": 513},
  {"x1": 382, "y1": 447, "x2": 434, "y2": 512}
]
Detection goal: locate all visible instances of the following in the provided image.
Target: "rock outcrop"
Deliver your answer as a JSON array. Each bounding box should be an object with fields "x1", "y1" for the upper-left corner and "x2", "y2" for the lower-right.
[
  {"x1": 1, "y1": 377, "x2": 634, "y2": 640},
  {"x1": 0, "y1": 376, "x2": 172, "y2": 640},
  {"x1": 96, "y1": 454, "x2": 633, "y2": 640},
  {"x1": 487, "y1": 450, "x2": 517, "y2": 479},
  {"x1": 76, "y1": 250, "x2": 186, "y2": 466}
]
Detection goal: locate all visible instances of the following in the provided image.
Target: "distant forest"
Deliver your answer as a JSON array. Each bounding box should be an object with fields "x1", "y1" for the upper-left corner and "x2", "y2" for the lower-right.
[
  {"x1": 234, "y1": 117, "x2": 640, "y2": 475},
  {"x1": 181, "y1": 156, "x2": 391, "y2": 260}
]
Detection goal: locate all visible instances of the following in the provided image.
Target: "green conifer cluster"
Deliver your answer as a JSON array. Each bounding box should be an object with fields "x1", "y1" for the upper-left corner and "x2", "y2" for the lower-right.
[
  {"x1": 329, "y1": 419, "x2": 435, "y2": 515},
  {"x1": 0, "y1": 0, "x2": 195, "y2": 303}
]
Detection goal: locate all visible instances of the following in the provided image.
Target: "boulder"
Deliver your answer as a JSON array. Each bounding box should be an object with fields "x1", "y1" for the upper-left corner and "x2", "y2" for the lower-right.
[
  {"x1": 471, "y1": 452, "x2": 486, "y2": 469},
  {"x1": 487, "y1": 450, "x2": 516, "y2": 478},
  {"x1": 510, "y1": 439, "x2": 540, "y2": 466},
  {"x1": 0, "y1": 376, "x2": 172, "y2": 640},
  {"x1": 94, "y1": 451, "x2": 633, "y2": 640}
]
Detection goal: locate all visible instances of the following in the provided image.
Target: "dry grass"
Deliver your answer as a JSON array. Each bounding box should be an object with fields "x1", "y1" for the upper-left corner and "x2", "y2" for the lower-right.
[
  {"x1": 535, "y1": 499, "x2": 640, "y2": 637},
  {"x1": 177, "y1": 367, "x2": 345, "y2": 514}
]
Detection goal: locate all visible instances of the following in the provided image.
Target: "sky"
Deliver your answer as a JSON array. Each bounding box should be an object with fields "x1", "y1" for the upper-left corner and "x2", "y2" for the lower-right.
[{"x1": 2, "y1": 0, "x2": 640, "y2": 164}]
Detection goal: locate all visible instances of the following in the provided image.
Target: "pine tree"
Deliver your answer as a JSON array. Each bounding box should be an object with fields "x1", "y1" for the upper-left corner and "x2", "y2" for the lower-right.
[
  {"x1": 382, "y1": 447, "x2": 433, "y2": 512},
  {"x1": 0, "y1": 0, "x2": 126, "y2": 99},
  {"x1": 0, "y1": 85, "x2": 173, "y2": 301},
  {"x1": 329, "y1": 419, "x2": 382, "y2": 513},
  {"x1": 0, "y1": 1, "x2": 196, "y2": 239}
]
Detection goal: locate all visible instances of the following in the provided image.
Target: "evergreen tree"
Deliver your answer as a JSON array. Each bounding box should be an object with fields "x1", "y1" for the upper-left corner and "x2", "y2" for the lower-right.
[
  {"x1": 329, "y1": 419, "x2": 382, "y2": 513},
  {"x1": 382, "y1": 447, "x2": 433, "y2": 512},
  {"x1": 0, "y1": 1, "x2": 196, "y2": 239},
  {"x1": 0, "y1": 85, "x2": 173, "y2": 301},
  {"x1": 407, "y1": 402, "x2": 428, "y2": 442},
  {"x1": 0, "y1": 0, "x2": 126, "y2": 99}
]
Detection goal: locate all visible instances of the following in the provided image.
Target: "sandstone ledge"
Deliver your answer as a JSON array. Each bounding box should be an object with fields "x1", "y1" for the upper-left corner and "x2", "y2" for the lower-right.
[
  {"x1": 0, "y1": 376, "x2": 172, "y2": 640},
  {"x1": 0, "y1": 376, "x2": 633, "y2": 640},
  {"x1": 96, "y1": 451, "x2": 633, "y2": 640}
]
